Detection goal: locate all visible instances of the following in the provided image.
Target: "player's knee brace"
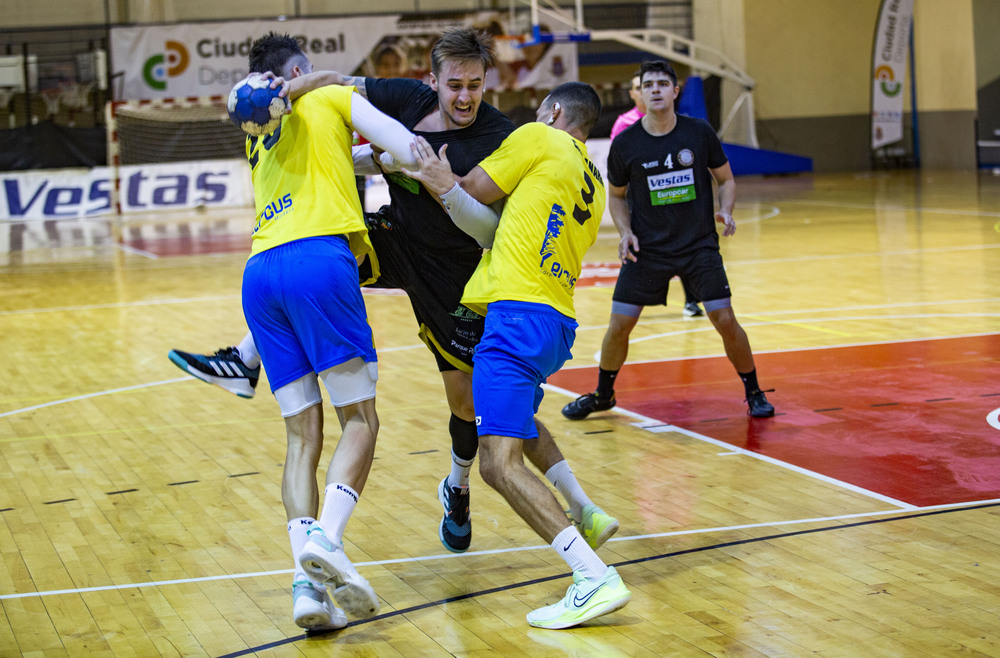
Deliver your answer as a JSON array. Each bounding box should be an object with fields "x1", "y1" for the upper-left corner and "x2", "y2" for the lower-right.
[{"x1": 449, "y1": 413, "x2": 479, "y2": 461}]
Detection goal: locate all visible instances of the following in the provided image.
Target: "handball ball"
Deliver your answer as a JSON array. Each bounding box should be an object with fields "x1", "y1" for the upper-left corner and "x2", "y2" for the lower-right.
[{"x1": 227, "y1": 74, "x2": 289, "y2": 136}]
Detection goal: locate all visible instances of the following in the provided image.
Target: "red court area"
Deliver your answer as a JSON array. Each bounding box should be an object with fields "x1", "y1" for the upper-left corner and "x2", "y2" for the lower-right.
[{"x1": 548, "y1": 334, "x2": 1000, "y2": 507}]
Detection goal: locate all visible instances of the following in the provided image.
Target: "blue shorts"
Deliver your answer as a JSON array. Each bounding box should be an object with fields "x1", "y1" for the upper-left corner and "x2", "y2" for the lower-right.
[
  {"x1": 242, "y1": 236, "x2": 377, "y2": 393},
  {"x1": 472, "y1": 301, "x2": 577, "y2": 439}
]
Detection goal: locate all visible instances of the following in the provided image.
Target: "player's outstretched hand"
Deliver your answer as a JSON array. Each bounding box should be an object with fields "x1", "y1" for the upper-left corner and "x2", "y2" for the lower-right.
[
  {"x1": 716, "y1": 211, "x2": 736, "y2": 237},
  {"x1": 405, "y1": 137, "x2": 457, "y2": 197}
]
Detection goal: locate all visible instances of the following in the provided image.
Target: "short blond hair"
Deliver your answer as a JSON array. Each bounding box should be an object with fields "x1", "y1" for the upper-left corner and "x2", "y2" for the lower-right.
[{"x1": 430, "y1": 28, "x2": 496, "y2": 77}]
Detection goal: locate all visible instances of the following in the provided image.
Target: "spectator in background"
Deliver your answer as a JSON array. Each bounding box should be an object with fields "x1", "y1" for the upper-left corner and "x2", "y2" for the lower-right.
[{"x1": 372, "y1": 43, "x2": 408, "y2": 79}]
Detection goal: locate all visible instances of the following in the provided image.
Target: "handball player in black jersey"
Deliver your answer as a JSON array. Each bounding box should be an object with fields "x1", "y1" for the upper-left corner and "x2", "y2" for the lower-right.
[{"x1": 561, "y1": 59, "x2": 775, "y2": 421}]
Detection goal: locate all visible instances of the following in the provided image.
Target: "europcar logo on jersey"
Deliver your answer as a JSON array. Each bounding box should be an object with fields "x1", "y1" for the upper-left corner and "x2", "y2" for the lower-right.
[
  {"x1": 647, "y1": 168, "x2": 695, "y2": 206},
  {"x1": 143, "y1": 40, "x2": 190, "y2": 91},
  {"x1": 875, "y1": 65, "x2": 901, "y2": 97}
]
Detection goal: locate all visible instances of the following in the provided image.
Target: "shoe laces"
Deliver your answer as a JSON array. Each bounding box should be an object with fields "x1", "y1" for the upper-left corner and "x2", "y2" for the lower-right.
[
  {"x1": 213, "y1": 346, "x2": 241, "y2": 362},
  {"x1": 745, "y1": 388, "x2": 774, "y2": 402}
]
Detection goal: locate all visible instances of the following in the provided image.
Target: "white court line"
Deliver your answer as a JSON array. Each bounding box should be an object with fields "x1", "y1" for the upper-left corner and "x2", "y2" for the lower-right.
[
  {"x1": 115, "y1": 243, "x2": 159, "y2": 259},
  {"x1": 625, "y1": 313, "x2": 1000, "y2": 345},
  {"x1": 3, "y1": 497, "x2": 995, "y2": 601},
  {"x1": 0, "y1": 295, "x2": 240, "y2": 317},
  {"x1": 723, "y1": 242, "x2": 1000, "y2": 267},
  {"x1": 573, "y1": 320, "x2": 1000, "y2": 364},
  {"x1": 575, "y1": 298, "x2": 1000, "y2": 332},
  {"x1": 0, "y1": 378, "x2": 189, "y2": 418},
  {"x1": 595, "y1": 204, "x2": 780, "y2": 238},
  {"x1": 988, "y1": 408, "x2": 1000, "y2": 432},
  {"x1": 788, "y1": 199, "x2": 1000, "y2": 218},
  {"x1": 563, "y1": 330, "x2": 1000, "y2": 369},
  {"x1": 542, "y1": 383, "x2": 915, "y2": 509}
]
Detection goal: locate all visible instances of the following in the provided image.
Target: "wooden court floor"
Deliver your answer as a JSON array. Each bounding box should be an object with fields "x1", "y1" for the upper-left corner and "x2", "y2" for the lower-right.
[{"x1": 1, "y1": 169, "x2": 999, "y2": 656}]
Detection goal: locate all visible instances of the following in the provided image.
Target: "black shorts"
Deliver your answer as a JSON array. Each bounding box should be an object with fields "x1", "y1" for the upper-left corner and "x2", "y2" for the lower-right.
[
  {"x1": 361, "y1": 213, "x2": 483, "y2": 373},
  {"x1": 612, "y1": 247, "x2": 731, "y2": 307}
]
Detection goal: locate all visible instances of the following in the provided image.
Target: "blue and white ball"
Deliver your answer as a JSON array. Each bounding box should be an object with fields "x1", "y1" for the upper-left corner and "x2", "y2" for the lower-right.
[{"x1": 227, "y1": 74, "x2": 289, "y2": 136}]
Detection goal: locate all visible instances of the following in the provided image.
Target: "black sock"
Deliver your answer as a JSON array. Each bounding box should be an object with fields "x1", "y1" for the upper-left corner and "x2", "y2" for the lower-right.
[
  {"x1": 596, "y1": 368, "x2": 619, "y2": 398},
  {"x1": 449, "y1": 414, "x2": 479, "y2": 462},
  {"x1": 739, "y1": 369, "x2": 760, "y2": 396}
]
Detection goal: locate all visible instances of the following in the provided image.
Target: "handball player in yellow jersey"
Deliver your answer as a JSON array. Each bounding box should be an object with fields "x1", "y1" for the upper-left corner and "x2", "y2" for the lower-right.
[
  {"x1": 237, "y1": 32, "x2": 423, "y2": 632},
  {"x1": 408, "y1": 82, "x2": 632, "y2": 630}
]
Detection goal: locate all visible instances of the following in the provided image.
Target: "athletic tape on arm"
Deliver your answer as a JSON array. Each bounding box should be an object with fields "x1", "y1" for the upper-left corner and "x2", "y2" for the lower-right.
[{"x1": 439, "y1": 183, "x2": 501, "y2": 249}]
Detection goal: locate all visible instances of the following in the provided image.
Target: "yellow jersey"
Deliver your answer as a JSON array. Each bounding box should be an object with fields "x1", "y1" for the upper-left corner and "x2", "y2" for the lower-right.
[
  {"x1": 246, "y1": 85, "x2": 373, "y2": 270},
  {"x1": 462, "y1": 122, "x2": 606, "y2": 319}
]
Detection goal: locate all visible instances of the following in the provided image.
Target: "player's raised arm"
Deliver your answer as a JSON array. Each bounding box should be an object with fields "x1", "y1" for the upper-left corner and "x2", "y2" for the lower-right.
[
  {"x1": 350, "y1": 94, "x2": 418, "y2": 170},
  {"x1": 285, "y1": 70, "x2": 368, "y2": 100}
]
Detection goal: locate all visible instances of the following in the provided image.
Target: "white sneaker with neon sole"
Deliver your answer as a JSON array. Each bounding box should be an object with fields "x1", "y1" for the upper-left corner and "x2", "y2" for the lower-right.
[
  {"x1": 298, "y1": 525, "x2": 379, "y2": 620},
  {"x1": 527, "y1": 566, "x2": 631, "y2": 629},
  {"x1": 576, "y1": 504, "x2": 619, "y2": 550},
  {"x1": 292, "y1": 578, "x2": 348, "y2": 632}
]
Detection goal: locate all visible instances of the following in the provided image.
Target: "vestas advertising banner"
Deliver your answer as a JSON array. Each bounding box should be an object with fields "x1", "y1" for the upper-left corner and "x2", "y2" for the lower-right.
[
  {"x1": 871, "y1": 0, "x2": 914, "y2": 149},
  {"x1": 110, "y1": 17, "x2": 399, "y2": 100},
  {"x1": 0, "y1": 160, "x2": 252, "y2": 220}
]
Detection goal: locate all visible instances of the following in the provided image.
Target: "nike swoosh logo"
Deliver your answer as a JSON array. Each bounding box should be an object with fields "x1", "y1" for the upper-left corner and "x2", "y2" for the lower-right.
[
  {"x1": 572, "y1": 582, "x2": 605, "y2": 608},
  {"x1": 563, "y1": 537, "x2": 576, "y2": 551}
]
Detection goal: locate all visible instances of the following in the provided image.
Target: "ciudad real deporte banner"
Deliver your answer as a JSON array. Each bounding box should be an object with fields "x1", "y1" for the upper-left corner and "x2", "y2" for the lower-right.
[{"x1": 109, "y1": 12, "x2": 579, "y2": 101}]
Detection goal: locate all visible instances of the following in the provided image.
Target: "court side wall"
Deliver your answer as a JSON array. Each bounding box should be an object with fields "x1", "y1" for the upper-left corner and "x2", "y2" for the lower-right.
[{"x1": 743, "y1": 0, "x2": 978, "y2": 171}]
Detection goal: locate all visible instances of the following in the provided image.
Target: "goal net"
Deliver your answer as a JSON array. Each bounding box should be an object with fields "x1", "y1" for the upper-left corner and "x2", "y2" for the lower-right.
[
  {"x1": 105, "y1": 97, "x2": 256, "y2": 248},
  {"x1": 110, "y1": 97, "x2": 247, "y2": 165}
]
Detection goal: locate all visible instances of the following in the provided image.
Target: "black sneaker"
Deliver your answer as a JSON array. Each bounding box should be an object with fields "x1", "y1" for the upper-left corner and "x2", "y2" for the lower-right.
[
  {"x1": 561, "y1": 392, "x2": 616, "y2": 420},
  {"x1": 746, "y1": 389, "x2": 775, "y2": 418},
  {"x1": 683, "y1": 302, "x2": 704, "y2": 317},
  {"x1": 168, "y1": 347, "x2": 260, "y2": 399},
  {"x1": 437, "y1": 477, "x2": 471, "y2": 553}
]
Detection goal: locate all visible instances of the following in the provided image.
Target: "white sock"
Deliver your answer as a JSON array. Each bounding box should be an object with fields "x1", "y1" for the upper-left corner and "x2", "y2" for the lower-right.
[
  {"x1": 235, "y1": 332, "x2": 261, "y2": 369},
  {"x1": 318, "y1": 483, "x2": 358, "y2": 545},
  {"x1": 552, "y1": 525, "x2": 606, "y2": 581},
  {"x1": 448, "y1": 451, "x2": 474, "y2": 489},
  {"x1": 288, "y1": 516, "x2": 320, "y2": 584},
  {"x1": 545, "y1": 460, "x2": 593, "y2": 523}
]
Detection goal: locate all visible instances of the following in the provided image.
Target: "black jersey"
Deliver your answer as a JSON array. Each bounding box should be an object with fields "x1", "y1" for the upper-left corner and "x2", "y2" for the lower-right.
[
  {"x1": 607, "y1": 114, "x2": 728, "y2": 257},
  {"x1": 365, "y1": 77, "x2": 515, "y2": 253}
]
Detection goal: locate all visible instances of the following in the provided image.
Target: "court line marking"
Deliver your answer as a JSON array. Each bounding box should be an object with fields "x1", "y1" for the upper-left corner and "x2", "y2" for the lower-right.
[
  {"x1": 0, "y1": 295, "x2": 240, "y2": 317},
  {"x1": 218, "y1": 501, "x2": 1000, "y2": 657},
  {"x1": 115, "y1": 243, "x2": 159, "y2": 259},
  {"x1": 0, "y1": 378, "x2": 189, "y2": 418},
  {"x1": 543, "y1": 383, "x2": 914, "y2": 509},
  {"x1": 788, "y1": 199, "x2": 1000, "y2": 218},
  {"x1": 573, "y1": 298, "x2": 1000, "y2": 332},
  {"x1": 723, "y1": 243, "x2": 1000, "y2": 267},
  {"x1": 594, "y1": 205, "x2": 780, "y2": 238},
  {"x1": 561, "y1": 329, "x2": 1000, "y2": 368},
  {"x1": 4, "y1": 497, "x2": 995, "y2": 602},
  {"x1": 988, "y1": 408, "x2": 1000, "y2": 432},
  {"x1": 612, "y1": 313, "x2": 1000, "y2": 351}
]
